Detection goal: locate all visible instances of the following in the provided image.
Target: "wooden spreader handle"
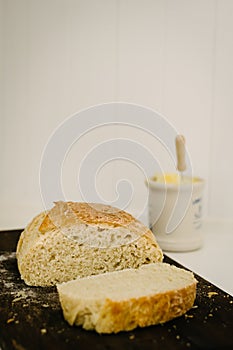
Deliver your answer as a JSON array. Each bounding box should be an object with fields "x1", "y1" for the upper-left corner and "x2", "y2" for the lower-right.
[{"x1": 175, "y1": 135, "x2": 186, "y2": 172}]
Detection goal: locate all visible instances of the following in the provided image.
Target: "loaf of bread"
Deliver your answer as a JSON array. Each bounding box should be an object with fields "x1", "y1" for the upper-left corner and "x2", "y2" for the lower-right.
[
  {"x1": 57, "y1": 262, "x2": 197, "y2": 333},
  {"x1": 16, "y1": 201, "x2": 163, "y2": 286}
]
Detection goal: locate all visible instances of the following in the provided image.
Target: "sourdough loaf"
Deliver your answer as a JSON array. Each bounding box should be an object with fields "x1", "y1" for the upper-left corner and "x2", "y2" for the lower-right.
[
  {"x1": 16, "y1": 201, "x2": 163, "y2": 286},
  {"x1": 57, "y1": 262, "x2": 197, "y2": 333}
]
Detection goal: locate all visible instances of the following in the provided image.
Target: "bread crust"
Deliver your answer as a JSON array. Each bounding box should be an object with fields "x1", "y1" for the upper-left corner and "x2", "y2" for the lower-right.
[
  {"x1": 39, "y1": 202, "x2": 135, "y2": 233},
  {"x1": 16, "y1": 202, "x2": 163, "y2": 286},
  {"x1": 95, "y1": 283, "x2": 196, "y2": 333}
]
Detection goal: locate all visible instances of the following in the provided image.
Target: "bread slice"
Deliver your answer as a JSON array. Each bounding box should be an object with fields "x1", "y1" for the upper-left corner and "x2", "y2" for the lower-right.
[
  {"x1": 16, "y1": 202, "x2": 163, "y2": 286},
  {"x1": 57, "y1": 262, "x2": 197, "y2": 333}
]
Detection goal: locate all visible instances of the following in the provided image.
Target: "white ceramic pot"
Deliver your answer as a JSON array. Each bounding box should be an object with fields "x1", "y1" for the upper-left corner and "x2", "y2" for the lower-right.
[{"x1": 146, "y1": 176, "x2": 205, "y2": 252}]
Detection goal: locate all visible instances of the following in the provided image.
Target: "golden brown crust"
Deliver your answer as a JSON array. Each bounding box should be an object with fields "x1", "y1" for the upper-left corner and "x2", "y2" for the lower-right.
[
  {"x1": 95, "y1": 283, "x2": 196, "y2": 333},
  {"x1": 16, "y1": 211, "x2": 47, "y2": 258},
  {"x1": 39, "y1": 201, "x2": 135, "y2": 234}
]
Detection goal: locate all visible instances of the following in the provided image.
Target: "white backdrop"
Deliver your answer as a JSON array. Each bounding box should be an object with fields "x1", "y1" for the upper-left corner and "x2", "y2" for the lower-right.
[{"x1": 1, "y1": 0, "x2": 233, "y2": 228}]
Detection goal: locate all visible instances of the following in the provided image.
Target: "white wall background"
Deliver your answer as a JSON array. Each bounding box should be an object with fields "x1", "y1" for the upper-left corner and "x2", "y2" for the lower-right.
[{"x1": 1, "y1": 0, "x2": 233, "y2": 228}]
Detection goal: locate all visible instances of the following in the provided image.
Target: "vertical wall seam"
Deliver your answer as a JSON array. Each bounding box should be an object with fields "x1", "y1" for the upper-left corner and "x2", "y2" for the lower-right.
[
  {"x1": 207, "y1": 0, "x2": 218, "y2": 217},
  {"x1": 115, "y1": 0, "x2": 119, "y2": 102},
  {"x1": 161, "y1": 0, "x2": 167, "y2": 115}
]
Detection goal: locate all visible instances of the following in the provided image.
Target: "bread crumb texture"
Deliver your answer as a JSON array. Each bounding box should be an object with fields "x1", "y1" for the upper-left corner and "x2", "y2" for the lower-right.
[
  {"x1": 57, "y1": 263, "x2": 197, "y2": 333},
  {"x1": 16, "y1": 202, "x2": 163, "y2": 286}
]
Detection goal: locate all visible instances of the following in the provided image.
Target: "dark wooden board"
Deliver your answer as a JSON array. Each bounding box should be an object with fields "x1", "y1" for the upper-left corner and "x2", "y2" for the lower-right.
[{"x1": 0, "y1": 230, "x2": 233, "y2": 350}]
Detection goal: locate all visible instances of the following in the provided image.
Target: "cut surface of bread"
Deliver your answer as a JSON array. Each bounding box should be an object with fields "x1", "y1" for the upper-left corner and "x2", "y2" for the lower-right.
[
  {"x1": 16, "y1": 202, "x2": 163, "y2": 286},
  {"x1": 57, "y1": 263, "x2": 197, "y2": 333}
]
